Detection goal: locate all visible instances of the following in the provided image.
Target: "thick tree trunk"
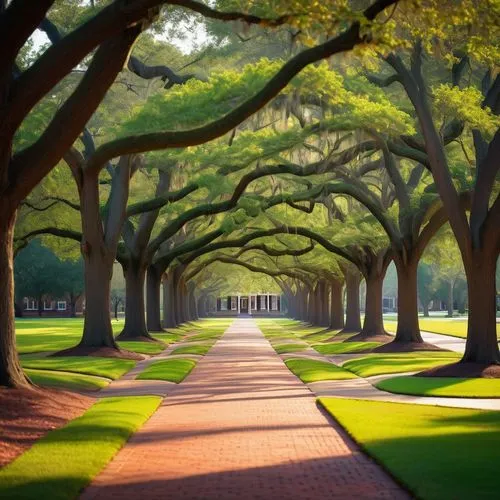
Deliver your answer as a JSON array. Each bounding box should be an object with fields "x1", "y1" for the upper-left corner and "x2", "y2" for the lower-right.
[
  {"x1": 79, "y1": 249, "x2": 116, "y2": 347},
  {"x1": 197, "y1": 295, "x2": 207, "y2": 318},
  {"x1": 171, "y1": 268, "x2": 187, "y2": 325},
  {"x1": 0, "y1": 209, "x2": 30, "y2": 387},
  {"x1": 285, "y1": 293, "x2": 294, "y2": 318},
  {"x1": 146, "y1": 266, "x2": 163, "y2": 331},
  {"x1": 343, "y1": 269, "x2": 361, "y2": 332},
  {"x1": 359, "y1": 273, "x2": 387, "y2": 337},
  {"x1": 298, "y1": 290, "x2": 308, "y2": 321},
  {"x1": 117, "y1": 260, "x2": 154, "y2": 341},
  {"x1": 292, "y1": 290, "x2": 303, "y2": 320},
  {"x1": 312, "y1": 283, "x2": 321, "y2": 325},
  {"x1": 447, "y1": 280, "x2": 454, "y2": 318},
  {"x1": 393, "y1": 259, "x2": 423, "y2": 343},
  {"x1": 320, "y1": 280, "x2": 330, "y2": 326},
  {"x1": 329, "y1": 280, "x2": 345, "y2": 330},
  {"x1": 313, "y1": 284, "x2": 320, "y2": 324},
  {"x1": 462, "y1": 251, "x2": 500, "y2": 364},
  {"x1": 313, "y1": 281, "x2": 329, "y2": 326},
  {"x1": 181, "y1": 282, "x2": 190, "y2": 322},
  {"x1": 307, "y1": 287, "x2": 315, "y2": 324},
  {"x1": 187, "y1": 284, "x2": 198, "y2": 321},
  {"x1": 162, "y1": 273, "x2": 177, "y2": 328},
  {"x1": 77, "y1": 168, "x2": 123, "y2": 350},
  {"x1": 291, "y1": 293, "x2": 298, "y2": 320}
]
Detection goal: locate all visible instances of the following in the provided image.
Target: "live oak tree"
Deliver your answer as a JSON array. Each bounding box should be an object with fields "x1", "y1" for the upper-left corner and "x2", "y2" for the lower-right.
[
  {"x1": 1, "y1": 0, "x2": 399, "y2": 386},
  {"x1": 372, "y1": 33, "x2": 499, "y2": 364}
]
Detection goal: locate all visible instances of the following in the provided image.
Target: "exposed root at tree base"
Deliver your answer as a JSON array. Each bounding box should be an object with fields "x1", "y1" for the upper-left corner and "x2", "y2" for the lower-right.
[
  {"x1": 51, "y1": 345, "x2": 144, "y2": 360},
  {"x1": 0, "y1": 386, "x2": 93, "y2": 468},
  {"x1": 418, "y1": 361, "x2": 500, "y2": 378},
  {"x1": 344, "y1": 332, "x2": 393, "y2": 343},
  {"x1": 372, "y1": 340, "x2": 447, "y2": 353}
]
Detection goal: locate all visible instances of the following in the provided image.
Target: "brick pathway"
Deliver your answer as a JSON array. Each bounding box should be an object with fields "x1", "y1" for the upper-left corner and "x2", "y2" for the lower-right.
[{"x1": 81, "y1": 318, "x2": 409, "y2": 500}]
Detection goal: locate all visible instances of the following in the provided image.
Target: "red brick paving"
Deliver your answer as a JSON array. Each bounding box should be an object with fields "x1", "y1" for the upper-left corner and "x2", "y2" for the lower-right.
[{"x1": 81, "y1": 319, "x2": 409, "y2": 499}]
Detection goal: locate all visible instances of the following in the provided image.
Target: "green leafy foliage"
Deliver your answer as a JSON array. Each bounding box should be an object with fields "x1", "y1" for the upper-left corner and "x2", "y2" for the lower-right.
[{"x1": 433, "y1": 84, "x2": 500, "y2": 139}]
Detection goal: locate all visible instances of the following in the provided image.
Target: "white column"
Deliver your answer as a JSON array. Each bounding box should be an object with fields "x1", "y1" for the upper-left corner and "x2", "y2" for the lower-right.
[
  {"x1": 249, "y1": 295, "x2": 252, "y2": 314},
  {"x1": 267, "y1": 294, "x2": 270, "y2": 311},
  {"x1": 237, "y1": 294, "x2": 240, "y2": 314}
]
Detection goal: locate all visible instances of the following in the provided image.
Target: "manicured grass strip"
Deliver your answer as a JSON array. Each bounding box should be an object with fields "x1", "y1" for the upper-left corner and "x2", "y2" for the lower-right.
[
  {"x1": 319, "y1": 397, "x2": 500, "y2": 500},
  {"x1": 274, "y1": 343, "x2": 309, "y2": 354},
  {"x1": 291, "y1": 327, "x2": 327, "y2": 336},
  {"x1": 383, "y1": 318, "x2": 500, "y2": 340},
  {"x1": 376, "y1": 376, "x2": 500, "y2": 398},
  {"x1": 313, "y1": 342, "x2": 381, "y2": 355},
  {"x1": 26, "y1": 369, "x2": 110, "y2": 391},
  {"x1": 170, "y1": 344, "x2": 212, "y2": 356},
  {"x1": 187, "y1": 332, "x2": 222, "y2": 341},
  {"x1": 151, "y1": 333, "x2": 183, "y2": 344},
  {"x1": 138, "y1": 358, "x2": 197, "y2": 383},
  {"x1": 16, "y1": 333, "x2": 82, "y2": 355},
  {"x1": 21, "y1": 357, "x2": 135, "y2": 380},
  {"x1": 264, "y1": 332, "x2": 293, "y2": 339},
  {"x1": 117, "y1": 341, "x2": 166, "y2": 355},
  {"x1": 343, "y1": 352, "x2": 461, "y2": 378},
  {"x1": 299, "y1": 331, "x2": 338, "y2": 342},
  {"x1": 0, "y1": 396, "x2": 160, "y2": 500},
  {"x1": 285, "y1": 358, "x2": 357, "y2": 383}
]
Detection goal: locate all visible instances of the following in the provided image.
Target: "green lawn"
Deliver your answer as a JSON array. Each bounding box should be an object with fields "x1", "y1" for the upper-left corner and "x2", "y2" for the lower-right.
[
  {"x1": 0, "y1": 396, "x2": 160, "y2": 499},
  {"x1": 137, "y1": 358, "x2": 197, "y2": 383},
  {"x1": 170, "y1": 344, "x2": 212, "y2": 356},
  {"x1": 290, "y1": 326, "x2": 327, "y2": 336},
  {"x1": 152, "y1": 332, "x2": 184, "y2": 343},
  {"x1": 299, "y1": 330, "x2": 338, "y2": 342},
  {"x1": 16, "y1": 318, "x2": 163, "y2": 355},
  {"x1": 384, "y1": 318, "x2": 500, "y2": 340},
  {"x1": 21, "y1": 356, "x2": 135, "y2": 380},
  {"x1": 377, "y1": 376, "x2": 500, "y2": 398},
  {"x1": 319, "y1": 397, "x2": 500, "y2": 500},
  {"x1": 274, "y1": 343, "x2": 309, "y2": 354},
  {"x1": 15, "y1": 318, "x2": 232, "y2": 356},
  {"x1": 117, "y1": 341, "x2": 166, "y2": 355},
  {"x1": 187, "y1": 331, "x2": 223, "y2": 341},
  {"x1": 342, "y1": 352, "x2": 461, "y2": 377},
  {"x1": 313, "y1": 342, "x2": 381, "y2": 355},
  {"x1": 264, "y1": 333, "x2": 293, "y2": 340},
  {"x1": 26, "y1": 369, "x2": 110, "y2": 391},
  {"x1": 15, "y1": 318, "x2": 124, "y2": 354},
  {"x1": 285, "y1": 358, "x2": 357, "y2": 383},
  {"x1": 150, "y1": 329, "x2": 186, "y2": 344}
]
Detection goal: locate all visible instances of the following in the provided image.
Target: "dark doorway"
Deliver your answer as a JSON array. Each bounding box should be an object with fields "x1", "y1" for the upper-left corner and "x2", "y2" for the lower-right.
[{"x1": 240, "y1": 297, "x2": 249, "y2": 314}]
